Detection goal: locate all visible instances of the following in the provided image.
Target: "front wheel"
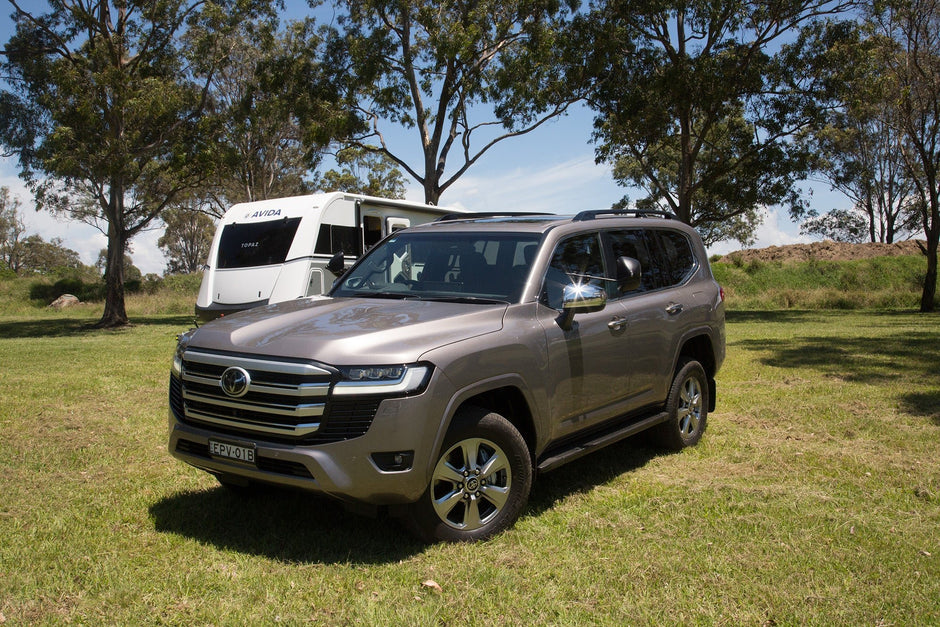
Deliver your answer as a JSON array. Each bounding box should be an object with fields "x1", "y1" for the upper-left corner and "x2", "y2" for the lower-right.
[
  {"x1": 654, "y1": 358, "x2": 709, "y2": 451},
  {"x1": 407, "y1": 407, "x2": 532, "y2": 543}
]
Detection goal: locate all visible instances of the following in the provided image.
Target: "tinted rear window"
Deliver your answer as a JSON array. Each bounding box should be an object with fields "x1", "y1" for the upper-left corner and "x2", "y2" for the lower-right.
[{"x1": 217, "y1": 218, "x2": 302, "y2": 269}]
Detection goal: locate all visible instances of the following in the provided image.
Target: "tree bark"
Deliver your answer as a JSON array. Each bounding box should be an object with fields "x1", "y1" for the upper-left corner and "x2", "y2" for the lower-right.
[{"x1": 97, "y1": 185, "x2": 130, "y2": 328}]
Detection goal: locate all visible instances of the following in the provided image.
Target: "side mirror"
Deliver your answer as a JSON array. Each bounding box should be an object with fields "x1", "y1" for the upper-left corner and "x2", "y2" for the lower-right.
[
  {"x1": 558, "y1": 282, "x2": 607, "y2": 330},
  {"x1": 327, "y1": 250, "x2": 346, "y2": 276},
  {"x1": 617, "y1": 256, "x2": 642, "y2": 293}
]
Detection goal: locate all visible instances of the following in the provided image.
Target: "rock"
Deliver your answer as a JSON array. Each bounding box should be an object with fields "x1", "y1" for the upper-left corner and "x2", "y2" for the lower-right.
[{"x1": 49, "y1": 294, "x2": 82, "y2": 309}]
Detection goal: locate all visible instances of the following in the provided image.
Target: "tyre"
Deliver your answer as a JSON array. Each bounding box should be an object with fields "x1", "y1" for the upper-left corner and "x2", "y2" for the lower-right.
[
  {"x1": 407, "y1": 407, "x2": 532, "y2": 542},
  {"x1": 654, "y1": 358, "x2": 709, "y2": 451}
]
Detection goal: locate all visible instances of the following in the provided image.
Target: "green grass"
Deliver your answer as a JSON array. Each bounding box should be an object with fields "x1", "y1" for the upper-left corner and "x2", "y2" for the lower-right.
[
  {"x1": 712, "y1": 255, "x2": 926, "y2": 309},
  {"x1": 0, "y1": 310, "x2": 938, "y2": 624}
]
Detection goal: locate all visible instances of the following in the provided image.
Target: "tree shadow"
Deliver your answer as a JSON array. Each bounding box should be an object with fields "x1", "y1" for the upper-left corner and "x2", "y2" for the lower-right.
[
  {"x1": 734, "y1": 315, "x2": 940, "y2": 426},
  {"x1": 0, "y1": 316, "x2": 194, "y2": 339},
  {"x1": 736, "y1": 331, "x2": 939, "y2": 386}
]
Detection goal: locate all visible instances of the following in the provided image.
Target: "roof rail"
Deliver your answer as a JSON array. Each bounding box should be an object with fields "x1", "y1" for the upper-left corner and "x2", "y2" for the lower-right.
[
  {"x1": 572, "y1": 208, "x2": 677, "y2": 222},
  {"x1": 435, "y1": 211, "x2": 555, "y2": 222}
]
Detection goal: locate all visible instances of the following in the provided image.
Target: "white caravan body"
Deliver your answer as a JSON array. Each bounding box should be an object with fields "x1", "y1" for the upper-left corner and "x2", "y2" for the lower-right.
[{"x1": 195, "y1": 192, "x2": 460, "y2": 322}]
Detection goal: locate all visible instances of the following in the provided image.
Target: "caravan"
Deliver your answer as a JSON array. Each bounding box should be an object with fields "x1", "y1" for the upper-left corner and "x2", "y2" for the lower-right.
[{"x1": 195, "y1": 192, "x2": 460, "y2": 322}]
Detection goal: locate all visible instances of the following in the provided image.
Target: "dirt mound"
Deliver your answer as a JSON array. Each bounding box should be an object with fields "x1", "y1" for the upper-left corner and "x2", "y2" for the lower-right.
[{"x1": 718, "y1": 239, "x2": 926, "y2": 264}]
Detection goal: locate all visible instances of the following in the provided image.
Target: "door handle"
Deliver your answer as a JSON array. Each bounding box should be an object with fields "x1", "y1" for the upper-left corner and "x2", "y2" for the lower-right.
[
  {"x1": 665, "y1": 303, "x2": 684, "y2": 315},
  {"x1": 608, "y1": 317, "x2": 628, "y2": 331}
]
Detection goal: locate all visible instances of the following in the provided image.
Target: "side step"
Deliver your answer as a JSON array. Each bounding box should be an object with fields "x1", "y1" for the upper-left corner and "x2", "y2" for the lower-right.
[{"x1": 536, "y1": 411, "x2": 670, "y2": 473}]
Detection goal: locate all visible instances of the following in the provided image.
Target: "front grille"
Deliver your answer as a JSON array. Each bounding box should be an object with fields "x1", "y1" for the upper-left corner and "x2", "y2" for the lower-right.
[{"x1": 172, "y1": 349, "x2": 381, "y2": 444}]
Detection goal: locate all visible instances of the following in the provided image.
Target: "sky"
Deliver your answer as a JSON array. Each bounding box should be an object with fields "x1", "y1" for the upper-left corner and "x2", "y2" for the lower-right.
[{"x1": 1, "y1": 1, "x2": 838, "y2": 275}]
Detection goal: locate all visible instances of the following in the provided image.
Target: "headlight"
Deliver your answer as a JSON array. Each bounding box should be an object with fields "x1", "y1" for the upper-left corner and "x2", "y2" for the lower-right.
[
  {"x1": 171, "y1": 330, "x2": 195, "y2": 377},
  {"x1": 334, "y1": 364, "x2": 431, "y2": 396}
]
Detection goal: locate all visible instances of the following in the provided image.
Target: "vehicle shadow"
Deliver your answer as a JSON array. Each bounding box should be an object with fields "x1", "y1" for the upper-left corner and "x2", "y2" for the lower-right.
[
  {"x1": 149, "y1": 486, "x2": 426, "y2": 564},
  {"x1": 0, "y1": 315, "x2": 194, "y2": 339},
  {"x1": 526, "y1": 438, "x2": 662, "y2": 517},
  {"x1": 149, "y1": 438, "x2": 664, "y2": 562}
]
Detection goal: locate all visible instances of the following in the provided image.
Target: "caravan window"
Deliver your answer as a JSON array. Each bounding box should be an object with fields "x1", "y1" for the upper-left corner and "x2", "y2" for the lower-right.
[
  {"x1": 217, "y1": 218, "x2": 302, "y2": 269},
  {"x1": 315, "y1": 224, "x2": 361, "y2": 256}
]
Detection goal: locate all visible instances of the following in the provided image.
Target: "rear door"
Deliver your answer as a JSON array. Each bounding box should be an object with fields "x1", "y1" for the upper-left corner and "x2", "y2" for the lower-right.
[{"x1": 605, "y1": 228, "x2": 699, "y2": 404}]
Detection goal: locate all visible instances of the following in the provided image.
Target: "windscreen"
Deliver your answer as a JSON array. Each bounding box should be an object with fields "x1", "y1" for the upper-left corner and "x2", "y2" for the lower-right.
[
  {"x1": 331, "y1": 231, "x2": 542, "y2": 303},
  {"x1": 217, "y1": 218, "x2": 302, "y2": 269}
]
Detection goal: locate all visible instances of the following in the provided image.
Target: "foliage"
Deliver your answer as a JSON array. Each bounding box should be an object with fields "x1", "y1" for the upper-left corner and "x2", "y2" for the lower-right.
[
  {"x1": 319, "y1": 147, "x2": 406, "y2": 198},
  {"x1": 197, "y1": 17, "x2": 363, "y2": 215},
  {"x1": 799, "y1": 207, "x2": 871, "y2": 243},
  {"x1": 712, "y1": 254, "x2": 926, "y2": 309},
  {"x1": 158, "y1": 203, "x2": 215, "y2": 274},
  {"x1": 579, "y1": 0, "x2": 855, "y2": 246},
  {"x1": 19, "y1": 235, "x2": 85, "y2": 275},
  {"x1": 797, "y1": 20, "x2": 920, "y2": 244},
  {"x1": 336, "y1": 0, "x2": 585, "y2": 204},
  {"x1": 0, "y1": 0, "x2": 273, "y2": 327}
]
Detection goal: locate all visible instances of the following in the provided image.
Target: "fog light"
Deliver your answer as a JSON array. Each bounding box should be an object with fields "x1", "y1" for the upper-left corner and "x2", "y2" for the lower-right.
[{"x1": 371, "y1": 451, "x2": 415, "y2": 472}]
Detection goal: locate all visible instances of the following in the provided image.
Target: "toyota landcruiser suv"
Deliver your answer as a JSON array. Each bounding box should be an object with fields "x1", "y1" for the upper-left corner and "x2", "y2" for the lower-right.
[{"x1": 169, "y1": 209, "x2": 725, "y2": 542}]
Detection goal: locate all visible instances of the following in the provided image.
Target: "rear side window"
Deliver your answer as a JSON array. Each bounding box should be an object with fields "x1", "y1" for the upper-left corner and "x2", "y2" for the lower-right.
[
  {"x1": 217, "y1": 218, "x2": 302, "y2": 269},
  {"x1": 607, "y1": 229, "x2": 657, "y2": 294},
  {"x1": 654, "y1": 230, "x2": 697, "y2": 286}
]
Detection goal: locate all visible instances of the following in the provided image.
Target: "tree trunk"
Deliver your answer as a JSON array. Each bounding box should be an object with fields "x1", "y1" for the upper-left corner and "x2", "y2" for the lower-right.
[
  {"x1": 921, "y1": 205, "x2": 939, "y2": 313},
  {"x1": 96, "y1": 188, "x2": 130, "y2": 328}
]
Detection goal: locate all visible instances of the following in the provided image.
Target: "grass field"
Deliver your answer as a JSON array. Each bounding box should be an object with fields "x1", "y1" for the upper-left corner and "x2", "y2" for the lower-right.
[{"x1": 0, "y1": 305, "x2": 938, "y2": 625}]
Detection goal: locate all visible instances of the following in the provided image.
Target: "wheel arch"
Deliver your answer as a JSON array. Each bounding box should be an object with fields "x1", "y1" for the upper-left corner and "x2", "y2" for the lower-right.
[
  {"x1": 676, "y1": 333, "x2": 717, "y2": 411},
  {"x1": 433, "y1": 382, "x2": 538, "y2": 473}
]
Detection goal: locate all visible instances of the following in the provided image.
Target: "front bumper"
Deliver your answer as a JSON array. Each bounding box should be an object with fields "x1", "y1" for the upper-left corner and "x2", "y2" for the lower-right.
[{"x1": 168, "y1": 374, "x2": 456, "y2": 505}]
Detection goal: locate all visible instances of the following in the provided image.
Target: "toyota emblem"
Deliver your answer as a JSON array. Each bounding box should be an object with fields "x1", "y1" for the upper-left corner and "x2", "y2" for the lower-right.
[{"x1": 220, "y1": 367, "x2": 251, "y2": 398}]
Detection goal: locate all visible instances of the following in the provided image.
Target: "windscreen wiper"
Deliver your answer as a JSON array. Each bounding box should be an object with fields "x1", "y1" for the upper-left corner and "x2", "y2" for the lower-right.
[{"x1": 420, "y1": 296, "x2": 509, "y2": 305}]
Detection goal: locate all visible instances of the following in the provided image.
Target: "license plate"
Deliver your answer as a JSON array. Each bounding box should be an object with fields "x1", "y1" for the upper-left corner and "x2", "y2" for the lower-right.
[{"x1": 208, "y1": 440, "x2": 256, "y2": 464}]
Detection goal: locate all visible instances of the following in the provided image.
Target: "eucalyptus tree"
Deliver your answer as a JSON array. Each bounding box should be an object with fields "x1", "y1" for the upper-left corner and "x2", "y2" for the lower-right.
[
  {"x1": 579, "y1": 0, "x2": 856, "y2": 245},
  {"x1": 0, "y1": 0, "x2": 272, "y2": 327},
  {"x1": 799, "y1": 21, "x2": 919, "y2": 244},
  {"x1": 200, "y1": 16, "x2": 364, "y2": 217},
  {"x1": 319, "y1": 147, "x2": 406, "y2": 198},
  {"x1": 157, "y1": 202, "x2": 215, "y2": 274},
  {"x1": 872, "y1": 0, "x2": 940, "y2": 311},
  {"x1": 336, "y1": 0, "x2": 586, "y2": 205}
]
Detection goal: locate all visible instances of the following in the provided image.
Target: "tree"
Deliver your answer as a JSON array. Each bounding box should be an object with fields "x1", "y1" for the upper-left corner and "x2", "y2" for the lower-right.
[
  {"x1": 799, "y1": 22, "x2": 919, "y2": 244},
  {"x1": 799, "y1": 207, "x2": 871, "y2": 242},
  {"x1": 20, "y1": 235, "x2": 83, "y2": 274},
  {"x1": 580, "y1": 0, "x2": 855, "y2": 245},
  {"x1": 336, "y1": 0, "x2": 585, "y2": 204},
  {"x1": 158, "y1": 202, "x2": 215, "y2": 274},
  {"x1": 872, "y1": 0, "x2": 940, "y2": 311},
  {"x1": 0, "y1": 186, "x2": 26, "y2": 272},
  {"x1": 0, "y1": 0, "x2": 271, "y2": 327},
  {"x1": 319, "y1": 147, "x2": 406, "y2": 198},
  {"x1": 199, "y1": 17, "x2": 362, "y2": 217}
]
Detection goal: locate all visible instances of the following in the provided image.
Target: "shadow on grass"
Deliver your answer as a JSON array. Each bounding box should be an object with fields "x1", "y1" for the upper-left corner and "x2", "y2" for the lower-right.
[
  {"x1": 0, "y1": 315, "x2": 194, "y2": 339},
  {"x1": 149, "y1": 486, "x2": 425, "y2": 564},
  {"x1": 733, "y1": 312, "x2": 940, "y2": 426},
  {"x1": 526, "y1": 437, "x2": 661, "y2": 516},
  {"x1": 150, "y1": 438, "x2": 665, "y2": 561},
  {"x1": 737, "y1": 332, "x2": 940, "y2": 385}
]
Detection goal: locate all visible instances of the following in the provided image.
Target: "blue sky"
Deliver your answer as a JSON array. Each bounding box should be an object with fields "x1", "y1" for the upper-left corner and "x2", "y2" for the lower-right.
[{"x1": 1, "y1": 0, "x2": 833, "y2": 275}]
